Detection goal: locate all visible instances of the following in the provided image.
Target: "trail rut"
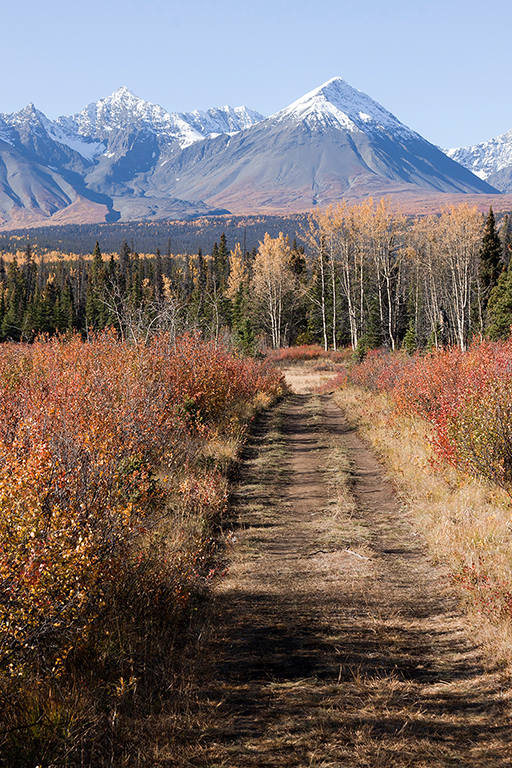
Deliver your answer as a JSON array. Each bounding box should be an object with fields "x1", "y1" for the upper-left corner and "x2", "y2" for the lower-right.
[{"x1": 180, "y1": 393, "x2": 511, "y2": 767}]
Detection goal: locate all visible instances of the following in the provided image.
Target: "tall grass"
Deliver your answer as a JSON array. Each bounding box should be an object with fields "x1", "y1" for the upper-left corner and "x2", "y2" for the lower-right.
[{"x1": 266, "y1": 344, "x2": 352, "y2": 364}]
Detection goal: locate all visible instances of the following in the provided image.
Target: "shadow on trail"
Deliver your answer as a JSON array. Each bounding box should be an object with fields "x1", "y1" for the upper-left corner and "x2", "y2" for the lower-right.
[
  {"x1": 187, "y1": 393, "x2": 511, "y2": 767},
  {"x1": 203, "y1": 585, "x2": 509, "y2": 757}
]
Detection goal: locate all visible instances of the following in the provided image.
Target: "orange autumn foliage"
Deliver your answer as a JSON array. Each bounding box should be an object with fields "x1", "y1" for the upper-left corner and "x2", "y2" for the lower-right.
[{"x1": 0, "y1": 331, "x2": 285, "y2": 673}]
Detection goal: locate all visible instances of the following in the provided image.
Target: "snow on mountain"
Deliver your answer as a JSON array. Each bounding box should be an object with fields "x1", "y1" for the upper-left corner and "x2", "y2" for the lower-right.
[
  {"x1": 0, "y1": 78, "x2": 504, "y2": 230},
  {"x1": 2, "y1": 102, "x2": 48, "y2": 130},
  {"x1": 0, "y1": 116, "x2": 15, "y2": 146},
  {"x1": 184, "y1": 105, "x2": 265, "y2": 138},
  {"x1": 270, "y1": 77, "x2": 420, "y2": 140},
  {"x1": 53, "y1": 87, "x2": 265, "y2": 153},
  {"x1": 57, "y1": 87, "x2": 198, "y2": 144},
  {"x1": 0, "y1": 103, "x2": 95, "y2": 169},
  {"x1": 152, "y1": 76, "x2": 498, "y2": 216},
  {"x1": 45, "y1": 124, "x2": 106, "y2": 162},
  {"x1": 1, "y1": 103, "x2": 57, "y2": 146},
  {"x1": 445, "y1": 130, "x2": 512, "y2": 185}
]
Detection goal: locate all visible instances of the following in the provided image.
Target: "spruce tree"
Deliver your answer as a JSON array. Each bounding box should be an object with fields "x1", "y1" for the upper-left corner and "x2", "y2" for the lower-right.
[
  {"x1": 37, "y1": 280, "x2": 59, "y2": 335},
  {"x1": 287, "y1": 242, "x2": 309, "y2": 344},
  {"x1": 154, "y1": 248, "x2": 164, "y2": 302},
  {"x1": 486, "y1": 262, "x2": 512, "y2": 340},
  {"x1": 181, "y1": 255, "x2": 193, "y2": 302},
  {"x1": 402, "y1": 318, "x2": 416, "y2": 355},
  {"x1": 118, "y1": 240, "x2": 131, "y2": 294},
  {"x1": 23, "y1": 241, "x2": 37, "y2": 300},
  {"x1": 289, "y1": 242, "x2": 307, "y2": 278},
  {"x1": 232, "y1": 285, "x2": 254, "y2": 354},
  {"x1": 189, "y1": 248, "x2": 208, "y2": 321},
  {"x1": 480, "y1": 207, "x2": 503, "y2": 310},
  {"x1": 197, "y1": 247, "x2": 207, "y2": 292},
  {"x1": 86, "y1": 242, "x2": 108, "y2": 330},
  {"x1": 0, "y1": 290, "x2": 5, "y2": 338},
  {"x1": 130, "y1": 252, "x2": 143, "y2": 306},
  {"x1": 2, "y1": 260, "x2": 26, "y2": 341},
  {"x1": 360, "y1": 297, "x2": 383, "y2": 352},
  {"x1": 57, "y1": 280, "x2": 75, "y2": 332},
  {"x1": 214, "y1": 233, "x2": 230, "y2": 291},
  {"x1": 501, "y1": 214, "x2": 512, "y2": 266},
  {"x1": 23, "y1": 289, "x2": 41, "y2": 339}
]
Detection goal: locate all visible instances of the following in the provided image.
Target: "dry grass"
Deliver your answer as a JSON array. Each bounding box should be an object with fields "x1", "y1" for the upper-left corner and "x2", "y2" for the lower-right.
[
  {"x1": 280, "y1": 363, "x2": 342, "y2": 394},
  {"x1": 334, "y1": 384, "x2": 512, "y2": 668},
  {"x1": 171, "y1": 391, "x2": 512, "y2": 767}
]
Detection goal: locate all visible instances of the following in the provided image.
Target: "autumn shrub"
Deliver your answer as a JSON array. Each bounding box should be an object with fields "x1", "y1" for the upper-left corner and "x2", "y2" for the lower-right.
[
  {"x1": 266, "y1": 344, "x2": 352, "y2": 364},
  {"x1": 390, "y1": 339, "x2": 512, "y2": 495},
  {"x1": 452, "y1": 557, "x2": 512, "y2": 622},
  {"x1": 339, "y1": 339, "x2": 512, "y2": 492},
  {"x1": 0, "y1": 331, "x2": 285, "y2": 763},
  {"x1": 344, "y1": 348, "x2": 416, "y2": 394}
]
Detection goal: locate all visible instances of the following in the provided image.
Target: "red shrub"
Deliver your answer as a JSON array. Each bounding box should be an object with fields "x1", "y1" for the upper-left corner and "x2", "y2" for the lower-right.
[
  {"x1": 0, "y1": 332, "x2": 284, "y2": 672},
  {"x1": 344, "y1": 338, "x2": 512, "y2": 494}
]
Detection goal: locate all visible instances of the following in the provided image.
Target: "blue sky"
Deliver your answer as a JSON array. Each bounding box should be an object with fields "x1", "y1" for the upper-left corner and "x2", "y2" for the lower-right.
[{"x1": 2, "y1": 0, "x2": 511, "y2": 148}]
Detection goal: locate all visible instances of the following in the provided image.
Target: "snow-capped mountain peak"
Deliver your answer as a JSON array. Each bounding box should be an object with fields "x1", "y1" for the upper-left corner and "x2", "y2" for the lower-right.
[
  {"x1": 60, "y1": 87, "x2": 177, "y2": 138},
  {"x1": 445, "y1": 130, "x2": 512, "y2": 182},
  {"x1": 51, "y1": 89, "x2": 264, "y2": 151},
  {"x1": 111, "y1": 85, "x2": 137, "y2": 101},
  {"x1": 0, "y1": 77, "x2": 503, "y2": 232},
  {"x1": 184, "y1": 105, "x2": 265, "y2": 138},
  {"x1": 272, "y1": 76, "x2": 419, "y2": 140},
  {"x1": 2, "y1": 102, "x2": 52, "y2": 133}
]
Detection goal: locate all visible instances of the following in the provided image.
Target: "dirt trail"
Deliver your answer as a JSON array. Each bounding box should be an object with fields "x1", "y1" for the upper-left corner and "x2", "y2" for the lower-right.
[{"x1": 182, "y1": 390, "x2": 511, "y2": 767}]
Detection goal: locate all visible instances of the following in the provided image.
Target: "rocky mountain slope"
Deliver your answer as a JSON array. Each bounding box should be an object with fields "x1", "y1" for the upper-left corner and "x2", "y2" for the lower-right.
[
  {"x1": 149, "y1": 78, "x2": 498, "y2": 213},
  {"x1": 0, "y1": 79, "x2": 503, "y2": 229},
  {"x1": 445, "y1": 130, "x2": 512, "y2": 193}
]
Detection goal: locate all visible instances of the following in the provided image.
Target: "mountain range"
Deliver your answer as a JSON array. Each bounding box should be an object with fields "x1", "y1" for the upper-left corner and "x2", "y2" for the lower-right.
[
  {"x1": 446, "y1": 130, "x2": 512, "y2": 193},
  {"x1": 0, "y1": 78, "x2": 510, "y2": 230}
]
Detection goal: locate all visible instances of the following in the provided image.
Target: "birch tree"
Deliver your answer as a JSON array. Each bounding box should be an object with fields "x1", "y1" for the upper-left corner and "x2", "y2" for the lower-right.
[
  {"x1": 226, "y1": 243, "x2": 246, "y2": 300},
  {"x1": 439, "y1": 204, "x2": 482, "y2": 350},
  {"x1": 359, "y1": 198, "x2": 406, "y2": 351},
  {"x1": 252, "y1": 233, "x2": 294, "y2": 349}
]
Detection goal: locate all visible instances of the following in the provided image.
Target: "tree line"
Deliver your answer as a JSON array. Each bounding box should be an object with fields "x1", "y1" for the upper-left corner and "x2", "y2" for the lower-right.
[
  {"x1": 1, "y1": 199, "x2": 511, "y2": 351},
  {"x1": 0, "y1": 214, "x2": 306, "y2": 260},
  {"x1": 305, "y1": 199, "x2": 512, "y2": 353}
]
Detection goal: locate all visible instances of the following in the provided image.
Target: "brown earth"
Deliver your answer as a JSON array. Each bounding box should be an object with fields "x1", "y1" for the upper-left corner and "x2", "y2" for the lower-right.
[
  {"x1": 208, "y1": 189, "x2": 512, "y2": 218},
  {"x1": 168, "y1": 377, "x2": 511, "y2": 767},
  {"x1": 0, "y1": 196, "x2": 111, "y2": 231},
  {"x1": 2, "y1": 191, "x2": 512, "y2": 231}
]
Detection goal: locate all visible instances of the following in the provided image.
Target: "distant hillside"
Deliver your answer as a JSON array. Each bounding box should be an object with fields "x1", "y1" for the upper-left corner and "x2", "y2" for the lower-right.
[
  {"x1": 0, "y1": 214, "x2": 309, "y2": 257},
  {"x1": 0, "y1": 78, "x2": 502, "y2": 230}
]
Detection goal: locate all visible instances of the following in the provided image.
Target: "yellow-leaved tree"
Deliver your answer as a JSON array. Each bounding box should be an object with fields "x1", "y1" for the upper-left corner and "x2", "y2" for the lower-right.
[
  {"x1": 252, "y1": 233, "x2": 295, "y2": 349},
  {"x1": 227, "y1": 243, "x2": 246, "y2": 300}
]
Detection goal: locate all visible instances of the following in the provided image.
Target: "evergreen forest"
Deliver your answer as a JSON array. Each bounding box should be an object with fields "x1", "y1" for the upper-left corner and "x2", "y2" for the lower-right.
[{"x1": 1, "y1": 199, "x2": 512, "y2": 353}]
